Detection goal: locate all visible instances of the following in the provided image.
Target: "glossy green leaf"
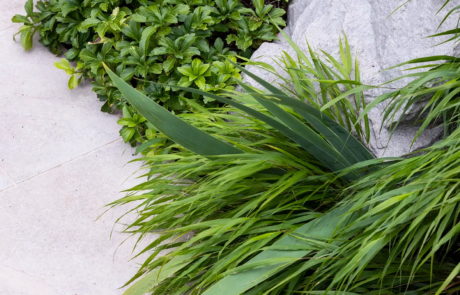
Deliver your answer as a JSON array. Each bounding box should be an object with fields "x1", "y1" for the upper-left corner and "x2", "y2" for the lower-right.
[{"x1": 104, "y1": 64, "x2": 242, "y2": 156}]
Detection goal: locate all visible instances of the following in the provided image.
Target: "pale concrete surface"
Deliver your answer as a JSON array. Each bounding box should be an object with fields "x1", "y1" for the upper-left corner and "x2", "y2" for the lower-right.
[
  {"x1": 0, "y1": 1, "x2": 23, "y2": 29},
  {"x1": 0, "y1": 141, "x2": 149, "y2": 295},
  {"x1": 0, "y1": 167, "x2": 14, "y2": 191},
  {"x1": 0, "y1": 265, "x2": 60, "y2": 295},
  {"x1": 0, "y1": 26, "x2": 122, "y2": 183},
  {"x1": 0, "y1": 2, "x2": 152, "y2": 294}
]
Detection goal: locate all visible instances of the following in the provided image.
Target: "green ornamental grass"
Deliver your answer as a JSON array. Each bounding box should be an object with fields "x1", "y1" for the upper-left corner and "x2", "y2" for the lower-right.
[
  {"x1": 103, "y1": 34, "x2": 375, "y2": 293},
  {"x1": 105, "y1": 2, "x2": 460, "y2": 294},
  {"x1": 13, "y1": 0, "x2": 460, "y2": 294}
]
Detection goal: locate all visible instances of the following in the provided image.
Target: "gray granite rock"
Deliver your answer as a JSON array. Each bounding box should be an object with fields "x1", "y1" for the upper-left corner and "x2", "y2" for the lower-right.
[
  {"x1": 244, "y1": 0, "x2": 459, "y2": 157},
  {"x1": 242, "y1": 42, "x2": 292, "y2": 89}
]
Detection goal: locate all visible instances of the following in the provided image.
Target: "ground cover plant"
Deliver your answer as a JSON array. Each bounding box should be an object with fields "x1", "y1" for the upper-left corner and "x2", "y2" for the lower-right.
[
  {"x1": 12, "y1": 0, "x2": 286, "y2": 149},
  {"x1": 13, "y1": 0, "x2": 460, "y2": 294},
  {"x1": 105, "y1": 2, "x2": 460, "y2": 294}
]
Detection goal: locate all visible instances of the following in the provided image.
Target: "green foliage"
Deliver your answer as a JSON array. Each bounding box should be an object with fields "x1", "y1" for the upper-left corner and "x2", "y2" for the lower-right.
[
  {"x1": 208, "y1": 3, "x2": 460, "y2": 295},
  {"x1": 118, "y1": 105, "x2": 147, "y2": 142},
  {"x1": 226, "y1": 0, "x2": 285, "y2": 51},
  {"x1": 54, "y1": 58, "x2": 84, "y2": 89},
  {"x1": 312, "y1": 128, "x2": 460, "y2": 295},
  {"x1": 12, "y1": 0, "x2": 40, "y2": 51},
  {"x1": 105, "y1": 53, "x2": 373, "y2": 178},
  {"x1": 105, "y1": 2, "x2": 460, "y2": 295},
  {"x1": 357, "y1": 54, "x2": 460, "y2": 148},
  {"x1": 105, "y1": 63, "x2": 242, "y2": 155},
  {"x1": 104, "y1": 33, "x2": 374, "y2": 293},
  {"x1": 12, "y1": 0, "x2": 286, "y2": 148},
  {"x1": 109, "y1": 97, "x2": 349, "y2": 295},
  {"x1": 246, "y1": 30, "x2": 371, "y2": 144},
  {"x1": 177, "y1": 58, "x2": 211, "y2": 89},
  {"x1": 336, "y1": 0, "x2": 460, "y2": 148},
  {"x1": 17, "y1": 0, "x2": 460, "y2": 294}
]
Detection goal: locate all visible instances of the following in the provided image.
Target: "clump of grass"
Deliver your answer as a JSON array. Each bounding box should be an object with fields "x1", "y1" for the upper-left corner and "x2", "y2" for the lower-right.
[
  {"x1": 110, "y1": 104, "x2": 344, "y2": 294},
  {"x1": 108, "y1": 1, "x2": 460, "y2": 294}
]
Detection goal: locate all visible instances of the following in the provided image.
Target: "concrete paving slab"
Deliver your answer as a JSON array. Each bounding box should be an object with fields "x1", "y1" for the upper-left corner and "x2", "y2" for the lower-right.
[
  {"x1": 0, "y1": 167, "x2": 14, "y2": 191},
  {"x1": 0, "y1": 265, "x2": 60, "y2": 295},
  {"x1": 0, "y1": 90, "x2": 121, "y2": 183},
  {"x1": 0, "y1": 5, "x2": 156, "y2": 294},
  {"x1": 0, "y1": 26, "x2": 100, "y2": 105},
  {"x1": 1, "y1": 0, "x2": 23, "y2": 30},
  {"x1": 0, "y1": 27, "x2": 126, "y2": 183},
  {"x1": 0, "y1": 140, "x2": 154, "y2": 295}
]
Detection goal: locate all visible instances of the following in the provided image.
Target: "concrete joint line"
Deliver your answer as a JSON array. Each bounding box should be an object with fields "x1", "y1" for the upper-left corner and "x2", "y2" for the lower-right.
[
  {"x1": 1, "y1": 264, "x2": 63, "y2": 295},
  {"x1": 0, "y1": 165, "x2": 16, "y2": 187},
  {"x1": 0, "y1": 138, "x2": 123, "y2": 193}
]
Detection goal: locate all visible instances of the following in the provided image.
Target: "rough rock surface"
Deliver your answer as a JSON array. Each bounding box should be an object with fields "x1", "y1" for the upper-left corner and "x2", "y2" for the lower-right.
[{"x1": 245, "y1": 0, "x2": 459, "y2": 157}]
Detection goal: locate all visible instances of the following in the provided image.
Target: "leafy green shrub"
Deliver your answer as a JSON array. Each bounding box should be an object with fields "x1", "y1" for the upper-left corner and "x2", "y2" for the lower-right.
[{"x1": 12, "y1": 0, "x2": 286, "y2": 147}]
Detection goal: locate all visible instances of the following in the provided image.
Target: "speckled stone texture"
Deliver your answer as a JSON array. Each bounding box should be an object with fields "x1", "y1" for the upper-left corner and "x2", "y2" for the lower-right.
[{"x1": 244, "y1": 0, "x2": 459, "y2": 157}]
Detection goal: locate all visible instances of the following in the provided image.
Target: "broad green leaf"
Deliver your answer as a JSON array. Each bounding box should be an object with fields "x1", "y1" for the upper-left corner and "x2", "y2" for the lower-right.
[
  {"x1": 24, "y1": 0, "x2": 34, "y2": 16},
  {"x1": 65, "y1": 48, "x2": 80, "y2": 60},
  {"x1": 78, "y1": 18, "x2": 100, "y2": 32},
  {"x1": 118, "y1": 118, "x2": 137, "y2": 127},
  {"x1": 163, "y1": 57, "x2": 175, "y2": 72},
  {"x1": 139, "y1": 26, "x2": 156, "y2": 56},
  {"x1": 121, "y1": 127, "x2": 135, "y2": 142},
  {"x1": 19, "y1": 26, "x2": 33, "y2": 51},
  {"x1": 123, "y1": 255, "x2": 193, "y2": 295},
  {"x1": 54, "y1": 59, "x2": 72, "y2": 71},
  {"x1": 177, "y1": 65, "x2": 193, "y2": 76},
  {"x1": 202, "y1": 205, "x2": 354, "y2": 295},
  {"x1": 68, "y1": 75, "x2": 79, "y2": 90},
  {"x1": 104, "y1": 64, "x2": 242, "y2": 156},
  {"x1": 12, "y1": 15, "x2": 30, "y2": 24},
  {"x1": 195, "y1": 76, "x2": 206, "y2": 89}
]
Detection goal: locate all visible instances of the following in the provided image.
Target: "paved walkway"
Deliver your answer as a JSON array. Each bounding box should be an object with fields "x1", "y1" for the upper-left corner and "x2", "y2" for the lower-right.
[{"x1": 0, "y1": 1, "x2": 150, "y2": 294}]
